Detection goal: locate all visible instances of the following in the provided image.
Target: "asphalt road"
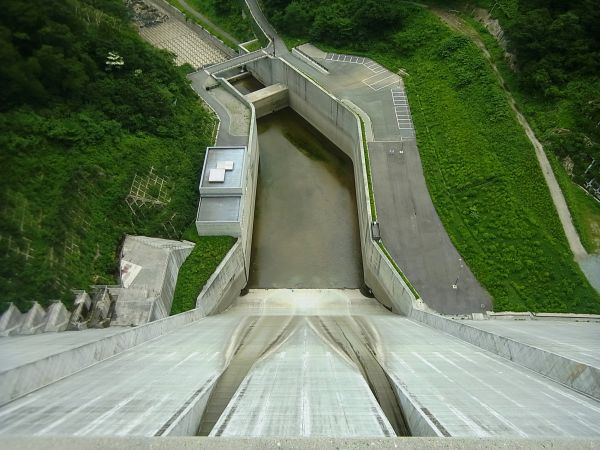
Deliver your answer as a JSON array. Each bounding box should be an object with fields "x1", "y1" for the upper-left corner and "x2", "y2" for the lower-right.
[{"x1": 281, "y1": 48, "x2": 492, "y2": 314}]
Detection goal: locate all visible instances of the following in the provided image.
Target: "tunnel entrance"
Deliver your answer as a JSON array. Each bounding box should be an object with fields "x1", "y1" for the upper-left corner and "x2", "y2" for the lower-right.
[{"x1": 248, "y1": 108, "x2": 363, "y2": 288}]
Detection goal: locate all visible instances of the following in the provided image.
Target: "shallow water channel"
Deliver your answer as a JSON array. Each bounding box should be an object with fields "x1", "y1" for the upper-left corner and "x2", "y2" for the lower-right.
[
  {"x1": 230, "y1": 75, "x2": 264, "y2": 95},
  {"x1": 248, "y1": 108, "x2": 363, "y2": 288}
]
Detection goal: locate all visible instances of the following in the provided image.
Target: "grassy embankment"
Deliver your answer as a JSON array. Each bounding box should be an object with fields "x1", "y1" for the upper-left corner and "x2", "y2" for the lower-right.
[
  {"x1": 454, "y1": 8, "x2": 600, "y2": 253},
  {"x1": 170, "y1": 229, "x2": 235, "y2": 315},
  {"x1": 0, "y1": 0, "x2": 233, "y2": 314},
  {"x1": 265, "y1": 4, "x2": 599, "y2": 312},
  {"x1": 165, "y1": 0, "x2": 255, "y2": 48}
]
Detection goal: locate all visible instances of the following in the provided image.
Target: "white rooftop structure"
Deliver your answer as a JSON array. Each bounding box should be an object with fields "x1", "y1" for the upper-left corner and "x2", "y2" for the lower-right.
[{"x1": 196, "y1": 146, "x2": 247, "y2": 237}]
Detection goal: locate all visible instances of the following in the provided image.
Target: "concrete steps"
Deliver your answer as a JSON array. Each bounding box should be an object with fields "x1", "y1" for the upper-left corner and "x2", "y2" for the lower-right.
[{"x1": 0, "y1": 301, "x2": 70, "y2": 337}]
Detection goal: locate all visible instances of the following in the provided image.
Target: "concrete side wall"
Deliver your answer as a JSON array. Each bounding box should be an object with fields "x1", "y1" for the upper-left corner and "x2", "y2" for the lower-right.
[
  {"x1": 195, "y1": 240, "x2": 247, "y2": 315},
  {"x1": 196, "y1": 221, "x2": 241, "y2": 237},
  {"x1": 391, "y1": 383, "x2": 445, "y2": 437},
  {"x1": 160, "y1": 382, "x2": 216, "y2": 436},
  {"x1": 410, "y1": 309, "x2": 600, "y2": 401},
  {"x1": 248, "y1": 57, "x2": 418, "y2": 315},
  {"x1": 214, "y1": 76, "x2": 260, "y2": 281}
]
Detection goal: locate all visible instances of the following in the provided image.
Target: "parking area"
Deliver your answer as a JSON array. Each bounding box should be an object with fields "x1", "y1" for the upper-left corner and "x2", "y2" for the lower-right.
[
  {"x1": 391, "y1": 87, "x2": 415, "y2": 137},
  {"x1": 325, "y1": 53, "x2": 366, "y2": 64},
  {"x1": 363, "y1": 72, "x2": 399, "y2": 91},
  {"x1": 325, "y1": 52, "x2": 386, "y2": 74}
]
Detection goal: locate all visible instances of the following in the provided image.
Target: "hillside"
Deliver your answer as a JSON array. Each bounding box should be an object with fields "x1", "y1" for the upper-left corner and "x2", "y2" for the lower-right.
[{"x1": 0, "y1": 0, "x2": 224, "y2": 313}]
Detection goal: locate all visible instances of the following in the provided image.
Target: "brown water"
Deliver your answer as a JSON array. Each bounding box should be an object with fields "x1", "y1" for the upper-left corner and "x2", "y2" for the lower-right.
[
  {"x1": 231, "y1": 75, "x2": 264, "y2": 95},
  {"x1": 248, "y1": 108, "x2": 363, "y2": 288}
]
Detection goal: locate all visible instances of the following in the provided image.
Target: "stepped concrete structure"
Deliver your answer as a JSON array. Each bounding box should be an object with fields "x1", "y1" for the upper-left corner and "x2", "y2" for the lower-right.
[
  {"x1": 0, "y1": 302, "x2": 70, "y2": 336},
  {"x1": 112, "y1": 235, "x2": 195, "y2": 325},
  {"x1": 1, "y1": 0, "x2": 599, "y2": 447}
]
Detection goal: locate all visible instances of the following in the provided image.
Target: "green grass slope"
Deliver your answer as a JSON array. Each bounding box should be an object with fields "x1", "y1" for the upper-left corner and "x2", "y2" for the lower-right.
[
  {"x1": 171, "y1": 228, "x2": 235, "y2": 315},
  {"x1": 0, "y1": 0, "x2": 224, "y2": 313}
]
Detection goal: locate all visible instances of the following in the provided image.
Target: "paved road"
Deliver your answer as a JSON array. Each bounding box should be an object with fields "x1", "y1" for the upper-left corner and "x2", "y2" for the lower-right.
[
  {"x1": 244, "y1": 0, "x2": 288, "y2": 56},
  {"x1": 286, "y1": 46, "x2": 492, "y2": 314}
]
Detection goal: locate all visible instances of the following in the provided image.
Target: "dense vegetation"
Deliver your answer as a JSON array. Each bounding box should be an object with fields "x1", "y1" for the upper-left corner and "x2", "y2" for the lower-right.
[
  {"x1": 260, "y1": 0, "x2": 600, "y2": 312},
  {"x1": 171, "y1": 0, "x2": 254, "y2": 44},
  {"x1": 464, "y1": 0, "x2": 600, "y2": 251},
  {"x1": 171, "y1": 229, "x2": 234, "y2": 315},
  {"x1": 0, "y1": 0, "x2": 225, "y2": 313}
]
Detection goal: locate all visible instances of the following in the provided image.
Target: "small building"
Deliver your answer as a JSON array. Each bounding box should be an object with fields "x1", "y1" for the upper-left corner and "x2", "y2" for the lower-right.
[{"x1": 196, "y1": 146, "x2": 246, "y2": 236}]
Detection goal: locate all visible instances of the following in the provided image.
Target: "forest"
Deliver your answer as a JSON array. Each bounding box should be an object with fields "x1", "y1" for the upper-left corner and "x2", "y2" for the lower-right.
[
  {"x1": 260, "y1": 0, "x2": 600, "y2": 312},
  {"x1": 0, "y1": 0, "x2": 227, "y2": 313}
]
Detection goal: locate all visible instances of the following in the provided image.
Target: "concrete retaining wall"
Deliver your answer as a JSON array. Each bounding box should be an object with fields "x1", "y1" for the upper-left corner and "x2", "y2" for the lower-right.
[
  {"x1": 245, "y1": 83, "x2": 289, "y2": 118},
  {"x1": 410, "y1": 309, "x2": 600, "y2": 401},
  {"x1": 212, "y1": 74, "x2": 260, "y2": 282},
  {"x1": 195, "y1": 240, "x2": 247, "y2": 315},
  {"x1": 247, "y1": 57, "x2": 419, "y2": 316}
]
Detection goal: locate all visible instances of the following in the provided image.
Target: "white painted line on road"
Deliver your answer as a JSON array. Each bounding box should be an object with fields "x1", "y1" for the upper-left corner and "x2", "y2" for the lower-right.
[
  {"x1": 391, "y1": 87, "x2": 414, "y2": 132},
  {"x1": 377, "y1": 79, "x2": 400, "y2": 90}
]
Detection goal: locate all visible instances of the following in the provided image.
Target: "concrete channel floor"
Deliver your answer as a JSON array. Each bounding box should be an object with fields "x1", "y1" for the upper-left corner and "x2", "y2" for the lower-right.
[
  {"x1": 2, "y1": 290, "x2": 599, "y2": 438},
  {"x1": 281, "y1": 47, "x2": 492, "y2": 315}
]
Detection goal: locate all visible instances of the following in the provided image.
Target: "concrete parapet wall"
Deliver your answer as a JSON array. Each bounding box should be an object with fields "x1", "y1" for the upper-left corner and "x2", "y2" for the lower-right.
[
  {"x1": 248, "y1": 56, "x2": 419, "y2": 315},
  {"x1": 410, "y1": 309, "x2": 600, "y2": 400}
]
